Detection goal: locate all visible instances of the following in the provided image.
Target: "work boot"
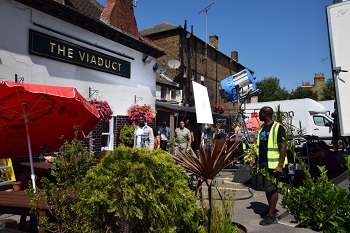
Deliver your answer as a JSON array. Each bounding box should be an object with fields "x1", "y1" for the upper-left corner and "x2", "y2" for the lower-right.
[
  {"x1": 259, "y1": 214, "x2": 278, "y2": 226},
  {"x1": 259, "y1": 209, "x2": 278, "y2": 218}
]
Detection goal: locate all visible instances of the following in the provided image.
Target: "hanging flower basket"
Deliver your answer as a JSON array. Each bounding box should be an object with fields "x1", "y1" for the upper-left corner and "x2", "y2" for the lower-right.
[
  {"x1": 89, "y1": 99, "x2": 113, "y2": 123},
  {"x1": 127, "y1": 104, "x2": 155, "y2": 125},
  {"x1": 213, "y1": 104, "x2": 225, "y2": 114}
]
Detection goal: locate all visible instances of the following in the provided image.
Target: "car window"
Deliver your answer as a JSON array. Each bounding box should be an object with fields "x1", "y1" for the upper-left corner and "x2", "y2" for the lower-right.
[{"x1": 313, "y1": 116, "x2": 328, "y2": 127}]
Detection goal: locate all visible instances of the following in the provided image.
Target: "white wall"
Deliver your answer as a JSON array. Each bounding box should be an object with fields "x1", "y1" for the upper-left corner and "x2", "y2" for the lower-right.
[{"x1": 0, "y1": 0, "x2": 157, "y2": 116}]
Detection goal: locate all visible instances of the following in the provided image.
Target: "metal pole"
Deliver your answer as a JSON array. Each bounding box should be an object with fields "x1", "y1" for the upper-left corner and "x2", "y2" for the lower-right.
[{"x1": 22, "y1": 103, "x2": 37, "y2": 193}]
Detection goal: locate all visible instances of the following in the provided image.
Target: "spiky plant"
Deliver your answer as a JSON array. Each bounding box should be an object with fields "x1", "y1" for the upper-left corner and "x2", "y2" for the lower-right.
[{"x1": 173, "y1": 139, "x2": 241, "y2": 233}]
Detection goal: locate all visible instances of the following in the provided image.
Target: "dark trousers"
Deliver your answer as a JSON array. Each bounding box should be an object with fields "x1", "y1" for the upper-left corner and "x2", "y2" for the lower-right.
[{"x1": 160, "y1": 140, "x2": 167, "y2": 151}]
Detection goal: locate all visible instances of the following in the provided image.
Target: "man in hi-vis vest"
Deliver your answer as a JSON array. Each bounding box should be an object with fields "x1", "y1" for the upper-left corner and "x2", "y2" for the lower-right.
[{"x1": 255, "y1": 106, "x2": 287, "y2": 226}]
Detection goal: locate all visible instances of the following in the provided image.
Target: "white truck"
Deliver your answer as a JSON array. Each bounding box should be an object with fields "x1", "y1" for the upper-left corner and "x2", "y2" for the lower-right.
[
  {"x1": 326, "y1": 1, "x2": 350, "y2": 151},
  {"x1": 243, "y1": 98, "x2": 334, "y2": 142}
]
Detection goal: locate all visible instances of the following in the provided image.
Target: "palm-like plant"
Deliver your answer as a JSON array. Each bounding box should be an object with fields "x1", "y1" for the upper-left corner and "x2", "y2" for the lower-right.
[
  {"x1": 173, "y1": 139, "x2": 241, "y2": 233},
  {"x1": 273, "y1": 104, "x2": 294, "y2": 137}
]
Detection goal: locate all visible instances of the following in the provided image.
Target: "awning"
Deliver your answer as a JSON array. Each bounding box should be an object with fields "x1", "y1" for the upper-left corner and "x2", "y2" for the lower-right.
[
  {"x1": 156, "y1": 101, "x2": 196, "y2": 113},
  {"x1": 156, "y1": 73, "x2": 180, "y2": 89}
]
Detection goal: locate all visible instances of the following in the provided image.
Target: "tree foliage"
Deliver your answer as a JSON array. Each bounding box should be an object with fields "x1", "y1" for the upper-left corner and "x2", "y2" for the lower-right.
[
  {"x1": 290, "y1": 87, "x2": 318, "y2": 100},
  {"x1": 255, "y1": 77, "x2": 290, "y2": 102},
  {"x1": 321, "y1": 78, "x2": 335, "y2": 100}
]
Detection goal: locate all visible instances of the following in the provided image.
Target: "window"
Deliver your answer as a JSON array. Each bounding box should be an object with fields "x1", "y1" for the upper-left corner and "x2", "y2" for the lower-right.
[
  {"x1": 313, "y1": 116, "x2": 331, "y2": 127},
  {"x1": 161, "y1": 86, "x2": 167, "y2": 100},
  {"x1": 171, "y1": 89, "x2": 177, "y2": 99},
  {"x1": 101, "y1": 118, "x2": 114, "y2": 151},
  {"x1": 170, "y1": 89, "x2": 182, "y2": 103}
]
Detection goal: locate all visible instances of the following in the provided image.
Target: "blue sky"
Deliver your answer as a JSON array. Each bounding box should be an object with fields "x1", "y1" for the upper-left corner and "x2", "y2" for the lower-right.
[{"x1": 97, "y1": 0, "x2": 335, "y2": 91}]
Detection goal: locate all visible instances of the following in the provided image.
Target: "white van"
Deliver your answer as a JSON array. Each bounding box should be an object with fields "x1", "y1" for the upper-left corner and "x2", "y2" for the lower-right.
[{"x1": 244, "y1": 98, "x2": 334, "y2": 142}]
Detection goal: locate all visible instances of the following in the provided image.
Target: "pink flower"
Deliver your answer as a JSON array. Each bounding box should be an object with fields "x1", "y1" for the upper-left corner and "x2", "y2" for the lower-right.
[
  {"x1": 90, "y1": 99, "x2": 113, "y2": 122},
  {"x1": 214, "y1": 104, "x2": 225, "y2": 114},
  {"x1": 127, "y1": 104, "x2": 155, "y2": 125}
]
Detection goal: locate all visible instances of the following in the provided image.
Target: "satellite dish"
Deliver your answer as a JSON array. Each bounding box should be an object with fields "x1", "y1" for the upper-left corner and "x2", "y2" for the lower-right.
[
  {"x1": 167, "y1": 59, "x2": 181, "y2": 69},
  {"x1": 153, "y1": 63, "x2": 168, "y2": 74}
]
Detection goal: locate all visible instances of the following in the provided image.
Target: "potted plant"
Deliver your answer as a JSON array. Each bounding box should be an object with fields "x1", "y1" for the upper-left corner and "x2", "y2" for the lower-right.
[
  {"x1": 173, "y1": 139, "x2": 246, "y2": 232},
  {"x1": 127, "y1": 104, "x2": 155, "y2": 125},
  {"x1": 12, "y1": 170, "x2": 31, "y2": 191},
  {"x1": 89, "y1": 99, "x2": 113, "y2": 123},
  {"x1": 12, "y1": 180, "x2": 23, "y2": 191},
  {"x1": 213, "y1": 104, "x2": 225, "y2": 114}
]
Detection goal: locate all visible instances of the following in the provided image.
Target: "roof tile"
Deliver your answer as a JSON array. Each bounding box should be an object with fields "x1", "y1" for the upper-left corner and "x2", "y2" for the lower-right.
[{"x1": 140, "y1": 22, "x2": 180, "y2": 36}]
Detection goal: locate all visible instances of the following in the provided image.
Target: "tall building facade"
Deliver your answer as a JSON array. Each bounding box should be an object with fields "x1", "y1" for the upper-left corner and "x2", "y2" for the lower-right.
[{"x1": 140, "y1": 22, "x2": 253, "y2": 113}]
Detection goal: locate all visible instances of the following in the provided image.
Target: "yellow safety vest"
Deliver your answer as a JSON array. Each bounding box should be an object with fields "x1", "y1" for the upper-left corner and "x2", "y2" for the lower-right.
[{"x1": 256, "y1": 122, "x2": 287, "y2": 169}]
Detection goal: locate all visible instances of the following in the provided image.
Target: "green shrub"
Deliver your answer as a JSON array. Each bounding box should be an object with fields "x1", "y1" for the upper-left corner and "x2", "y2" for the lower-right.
[
  {"x1": 276, "y1": 140, "x2": 350, "y2": 232},
  {"x1": 29, "y1": 130, "x2": 95, "y2": 232},
  {"x1": 120, "y1": 124, "x2": 136, "y2": 147},
  {"x1": 76, "y1": 146, "x2": 201, "y2": 233}
]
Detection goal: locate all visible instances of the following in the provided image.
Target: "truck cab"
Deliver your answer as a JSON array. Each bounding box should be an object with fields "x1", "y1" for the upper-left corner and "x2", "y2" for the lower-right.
[{"x1": 311, "y1": 114, "x2": 333, "y2": 142}]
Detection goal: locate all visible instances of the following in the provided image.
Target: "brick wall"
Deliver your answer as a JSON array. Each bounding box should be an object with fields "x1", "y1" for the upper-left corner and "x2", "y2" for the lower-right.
[
  {"x1": 144, "y1": 29, "x2": 245, "y2": 114},
  {"x1": 82, "y1": 121, "x2": 103, "y2": 158}
]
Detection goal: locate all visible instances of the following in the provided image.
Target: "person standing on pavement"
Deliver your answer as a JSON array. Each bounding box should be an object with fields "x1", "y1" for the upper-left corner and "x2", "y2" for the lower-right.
[
  {"x1": 230, "y1": 121, "x2": 241, "y2": 141},
  {"x1": 214, "y1": 121, "x2": 226, "y2": 141},
  {"x1": 159, "y1": 121, "x2": 170, "y2": 151},
  {"x1": 153, "y1": 127, "x2": 160, "y2": 150},
  {"x1": 134, "y1": 115, "x2": 154, "y2": 150},
  {"x1": 174, "y1": 120, "x2": 191, "y2": 153},
  {"x1": 254, "y1": 106, "x2": 287, "y2": 226},
  {"x1": 184, "y1": 118, "x2": 194, "y2": 140},
  {"x1": 201, "y1": 123, "x2": 215, "y2": 149}
]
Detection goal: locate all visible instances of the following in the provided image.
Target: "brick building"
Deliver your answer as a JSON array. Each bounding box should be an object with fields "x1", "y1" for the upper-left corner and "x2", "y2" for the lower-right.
[
  {"x1": 140, "y1": 22, "x2": 253, "y2": 118},
  {"x1": 299, "y1": 73, "x2": 325, "y2": 100}
]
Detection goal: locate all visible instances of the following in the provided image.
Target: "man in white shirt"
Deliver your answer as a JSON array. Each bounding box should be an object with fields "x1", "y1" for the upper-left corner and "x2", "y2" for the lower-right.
[{"x1": 133, "y1": 115, "x2": 154, "y2": 150}]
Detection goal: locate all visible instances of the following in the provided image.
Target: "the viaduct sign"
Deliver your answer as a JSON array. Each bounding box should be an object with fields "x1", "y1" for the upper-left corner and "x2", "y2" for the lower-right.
[{"x1": 29, "y1": 30, "x2": 130, "y2": 78}]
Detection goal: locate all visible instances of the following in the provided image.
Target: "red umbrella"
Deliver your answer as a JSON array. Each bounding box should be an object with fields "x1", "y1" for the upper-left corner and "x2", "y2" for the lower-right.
[{"x1": 0, "y1": 80, "x2": 100, "y2": 191}]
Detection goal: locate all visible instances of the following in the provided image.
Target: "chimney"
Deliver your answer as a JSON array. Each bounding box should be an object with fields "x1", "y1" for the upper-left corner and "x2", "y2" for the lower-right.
[
  {"x1": 314, "y1": 73, "x2": 325, "y2": 85},
  {"x1": 101, "y1": 0, "x2": 139, "y2": 37},
  {"x1": 231, "y1": 51, "x2": 238, "y2": 62},
  {"x1": 209, "y1": 35, "x2": 218, "y2": 49},
  {"x1": 313, "y1": 73, "x2": 325, "y2": 100}
]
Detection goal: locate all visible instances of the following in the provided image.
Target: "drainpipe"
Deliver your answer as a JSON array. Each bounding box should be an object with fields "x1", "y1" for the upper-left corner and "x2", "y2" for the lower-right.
[
  {"x1": 186, "y1": 26, "x2": 192, "y2": 106},
  {"x1": 215, "y1": 50, "x2": 218, "y2": 104},
  {"x1": 179, "y1": 21, "x2": 186, "y2": 104}
]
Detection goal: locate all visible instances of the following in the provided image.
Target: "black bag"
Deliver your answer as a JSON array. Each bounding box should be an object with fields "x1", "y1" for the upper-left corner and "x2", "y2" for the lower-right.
[
  {"x1": 251, "y1": 172, "x2": 265, "y2": 191},
  {"x1": 233, "y1": 164, "x2": 252, "y2": 184}
]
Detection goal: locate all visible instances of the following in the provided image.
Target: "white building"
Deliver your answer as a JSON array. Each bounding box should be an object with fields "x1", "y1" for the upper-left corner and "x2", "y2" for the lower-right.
[{"x1": 0, "y1": 0, "x2": 164, "y2": 153}]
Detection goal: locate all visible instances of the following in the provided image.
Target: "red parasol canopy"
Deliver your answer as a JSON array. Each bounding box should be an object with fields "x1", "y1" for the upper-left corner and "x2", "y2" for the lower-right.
[{"x1": 0, "y1": 81, "x2": 101, "y2": 191}]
